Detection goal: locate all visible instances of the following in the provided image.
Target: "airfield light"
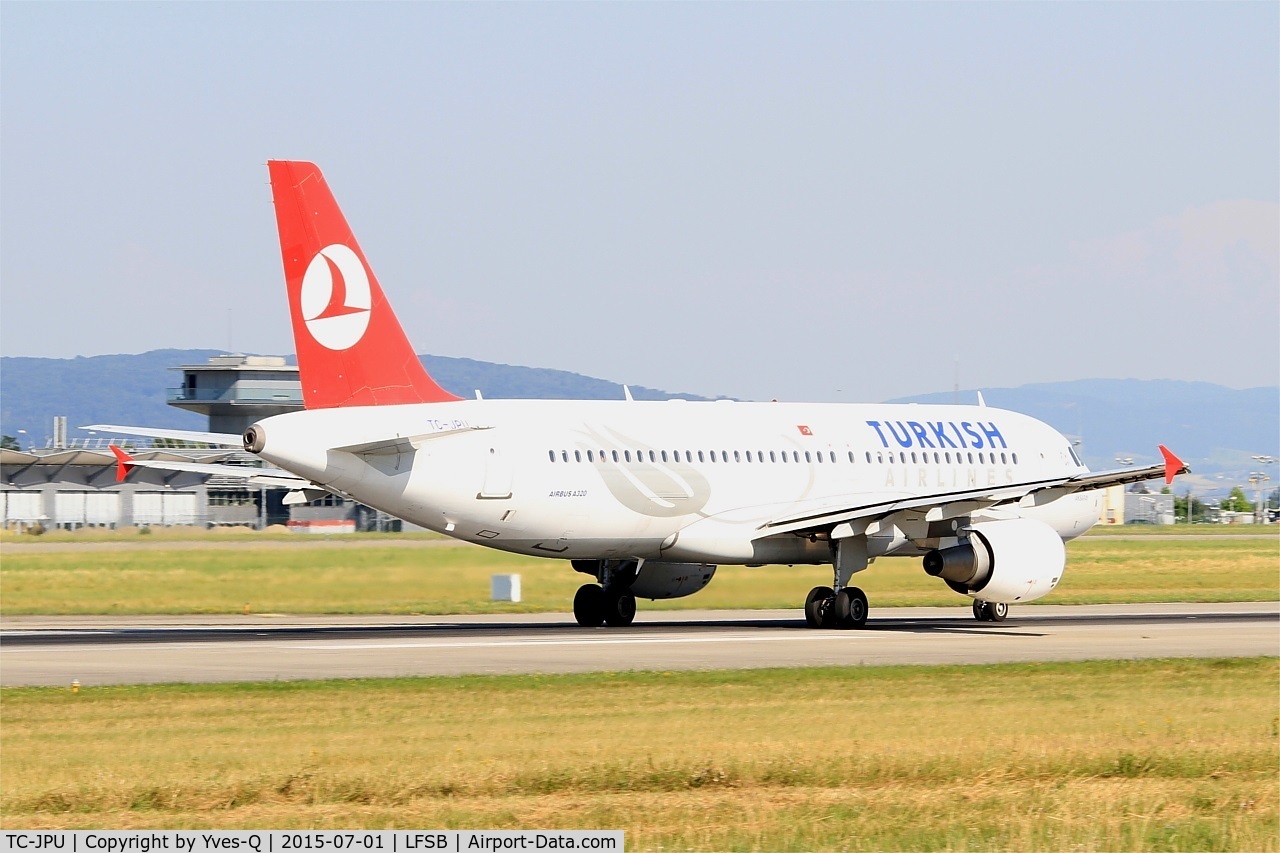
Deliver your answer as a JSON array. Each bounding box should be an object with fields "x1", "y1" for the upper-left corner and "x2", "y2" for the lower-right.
[{"x1": 1248, "y1": 471, "x2": 1273, "y2": 525}]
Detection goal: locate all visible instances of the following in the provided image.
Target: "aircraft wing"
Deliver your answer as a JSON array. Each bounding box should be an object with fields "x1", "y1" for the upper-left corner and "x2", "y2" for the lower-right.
[
  {"x1": 761, "y1": 446, "x2": 1188, "y2": 538},
  {"x1": 82, "y1": 424, "x2": 244, "y2": 447}
]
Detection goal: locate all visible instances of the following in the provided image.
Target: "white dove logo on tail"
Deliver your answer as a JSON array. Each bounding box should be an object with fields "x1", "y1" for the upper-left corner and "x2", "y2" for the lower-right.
[{"x1": 300, "y1": 244, "x2": 372, "y2": 350}]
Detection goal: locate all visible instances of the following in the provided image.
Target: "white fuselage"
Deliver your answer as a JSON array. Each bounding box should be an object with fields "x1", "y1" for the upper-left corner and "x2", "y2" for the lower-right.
[{"x1": 251, "y1": 400, "x2": 1101, "y2": 565}]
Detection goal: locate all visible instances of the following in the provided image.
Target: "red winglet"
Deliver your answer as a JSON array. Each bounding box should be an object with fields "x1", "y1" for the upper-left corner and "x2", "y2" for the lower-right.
[
  {"x1": 109, "y1": 444, "x2": 135, "y2": 482},
  {"x1": 1158, "y1": 445, "x2": 1186, "y2": 485}
]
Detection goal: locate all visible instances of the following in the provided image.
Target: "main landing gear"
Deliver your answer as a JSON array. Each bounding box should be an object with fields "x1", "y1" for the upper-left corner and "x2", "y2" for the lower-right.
[
  {"x1": 804, "y1": 537, "x2": 872, "y2": 629},
  {"x1": 972, "y1": 599, "x2": 1008, "y2": 622},
  {"x1": 573, "y1": 584, "x2": 636, "y2": 627},
  {"x1": 804, "y1": 585, "x2": 869, "y2": 629}
]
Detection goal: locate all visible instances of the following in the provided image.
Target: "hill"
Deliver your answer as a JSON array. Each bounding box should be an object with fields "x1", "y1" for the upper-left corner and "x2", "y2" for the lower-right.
[
  {"x1": 2, "y1": 352, "x2": 1275, "y2": 482},
  {"x1": 890, "y1": 380, "x2": 1278, "y2": 476},
  {"x1": 0, "y1": 349, "x2": 715, "y2": 444}
]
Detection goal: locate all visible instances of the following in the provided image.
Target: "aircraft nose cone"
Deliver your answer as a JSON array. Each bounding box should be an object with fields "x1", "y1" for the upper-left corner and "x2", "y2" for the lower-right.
[{"x1": 243, "y1": 424, "x2": 266, "y2": 453}]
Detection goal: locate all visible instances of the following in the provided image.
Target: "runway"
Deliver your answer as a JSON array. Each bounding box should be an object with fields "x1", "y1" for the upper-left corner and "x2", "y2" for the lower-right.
[{"x1": 2, "y1": 602, "x2": 1275, "y2": 687}]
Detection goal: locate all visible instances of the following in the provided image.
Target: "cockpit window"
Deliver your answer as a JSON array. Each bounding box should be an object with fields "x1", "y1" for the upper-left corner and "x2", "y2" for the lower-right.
[{"x1": 1068, "y1": 446, "x2": 1083, "y2": 467}]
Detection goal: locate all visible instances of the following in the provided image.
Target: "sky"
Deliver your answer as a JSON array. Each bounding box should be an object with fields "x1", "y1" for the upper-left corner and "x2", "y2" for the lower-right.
[{"x1": 2, "y1": 2, "x2": 1277, "y2": 404}]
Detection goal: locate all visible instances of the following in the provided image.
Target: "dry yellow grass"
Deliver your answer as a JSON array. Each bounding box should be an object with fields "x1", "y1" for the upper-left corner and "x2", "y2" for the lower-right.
[{"x1": 3, "y1": 659, "x2": 1276, "y2": 850}]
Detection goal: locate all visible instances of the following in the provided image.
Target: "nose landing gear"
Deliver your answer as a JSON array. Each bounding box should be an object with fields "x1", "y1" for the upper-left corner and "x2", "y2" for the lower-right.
[{"x1": 972, "y1": 600, "x2": 1008, "y2": 622}]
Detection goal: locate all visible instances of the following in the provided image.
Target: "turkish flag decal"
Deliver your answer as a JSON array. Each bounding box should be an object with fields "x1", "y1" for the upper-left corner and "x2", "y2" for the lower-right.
[{"x1": 797, "y1": 425, "x2": 813, "y2": 436}]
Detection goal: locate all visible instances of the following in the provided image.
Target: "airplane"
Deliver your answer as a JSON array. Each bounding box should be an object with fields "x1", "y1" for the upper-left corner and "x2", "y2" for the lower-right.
[{"x1": 92, "y1": 160, "x2": 1188, "y2": 629}]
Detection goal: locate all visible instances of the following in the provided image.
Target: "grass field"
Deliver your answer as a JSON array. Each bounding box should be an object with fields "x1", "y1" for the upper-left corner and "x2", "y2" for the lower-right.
[
  {"x1": 1, "y1": 534, "x2": 1276, "y2": 615},
  {"x1": 2, "y1": 658, "x2": 1275, "y2": 850}
]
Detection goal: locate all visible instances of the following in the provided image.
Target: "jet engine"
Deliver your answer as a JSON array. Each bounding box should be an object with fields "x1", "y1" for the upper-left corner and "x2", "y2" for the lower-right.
[
  {"x1": 631, "y1": 562, "x2": 717, "y2": 600},
  {"x1": 922, "y1": 518, "x2": 1065, "y2": 604}
]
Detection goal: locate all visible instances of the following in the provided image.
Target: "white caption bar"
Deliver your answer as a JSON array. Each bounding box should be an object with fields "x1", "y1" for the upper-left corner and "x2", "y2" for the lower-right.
[{"x1": 1, "y1": 832, "x2": 623, "y2": 853}]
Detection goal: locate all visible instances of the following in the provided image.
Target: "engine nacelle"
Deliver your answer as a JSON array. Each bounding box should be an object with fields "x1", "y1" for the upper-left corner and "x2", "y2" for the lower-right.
[
  {"x1": 631, "y1": 562, "x2": 717, "y2": 600},
  {"x1": 922, "y1": 518, "x2": 1065, "y2": 604}
]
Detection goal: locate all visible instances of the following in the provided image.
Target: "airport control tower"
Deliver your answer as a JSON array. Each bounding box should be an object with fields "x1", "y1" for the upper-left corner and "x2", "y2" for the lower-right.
[{"x1": 167, "y1": 355, "x2": 303, "y2": 435}]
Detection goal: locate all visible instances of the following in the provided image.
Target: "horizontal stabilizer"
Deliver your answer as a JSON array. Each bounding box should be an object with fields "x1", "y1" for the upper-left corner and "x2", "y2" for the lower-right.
[
  {"x1": 105, "y1": 446, "x2": 307, "y2": 487},
  {"x1": 82, "y1": 424, "x2": 244, "y2": 448}
]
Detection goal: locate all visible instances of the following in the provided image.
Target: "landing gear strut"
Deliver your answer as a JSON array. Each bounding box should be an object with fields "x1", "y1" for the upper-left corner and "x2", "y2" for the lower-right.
[
  {"x1": 572, "y1": 559, "x2": 639, "y2": 627},
  {"x1": 972, "y1": 600, "x2": 1008, "y2": 622},
  {"x1": 804, "y1": 537, "x2": 872, "y2": 629}
]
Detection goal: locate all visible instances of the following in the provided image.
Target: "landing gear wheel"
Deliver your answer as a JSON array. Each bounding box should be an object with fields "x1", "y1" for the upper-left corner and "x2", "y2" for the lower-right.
[
  {"x1": 603, "y1": 589, "x2": 637, "y2": 627},
  {"x1": 972, "y1": 600, "x2": 1009, "y2": 622},
  {"x1": 804, "y1": 586, "x2": 834, "y2": 628},
  {"x1": 574, "y1": 584, "x2": 606, "y2": 627},
  {"x1": 836, "y1": 586, "x2": 869, "y2": 628}
]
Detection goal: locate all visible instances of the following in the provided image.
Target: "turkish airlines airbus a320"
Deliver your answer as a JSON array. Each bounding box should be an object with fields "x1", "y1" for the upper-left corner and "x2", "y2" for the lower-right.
[{"x1": 97, "y1": 160, "x2": 1187, "y2": 629}]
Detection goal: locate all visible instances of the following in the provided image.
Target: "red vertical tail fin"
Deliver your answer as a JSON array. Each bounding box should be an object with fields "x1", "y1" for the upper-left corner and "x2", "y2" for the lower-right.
[{"x1": 268, "y1": 160, "x2": 460, "y2": 408}]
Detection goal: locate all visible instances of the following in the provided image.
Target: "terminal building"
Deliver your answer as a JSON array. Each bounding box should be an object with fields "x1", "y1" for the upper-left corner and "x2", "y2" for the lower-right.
[{"x1": 1, "y1": 355, "x2": 392, "y2": 532}]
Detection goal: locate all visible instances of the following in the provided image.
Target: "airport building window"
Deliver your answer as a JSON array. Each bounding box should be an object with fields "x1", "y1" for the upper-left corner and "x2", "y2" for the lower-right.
[{"x1": 208, "y1": 489, "x2": 254, "y2": 507}]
